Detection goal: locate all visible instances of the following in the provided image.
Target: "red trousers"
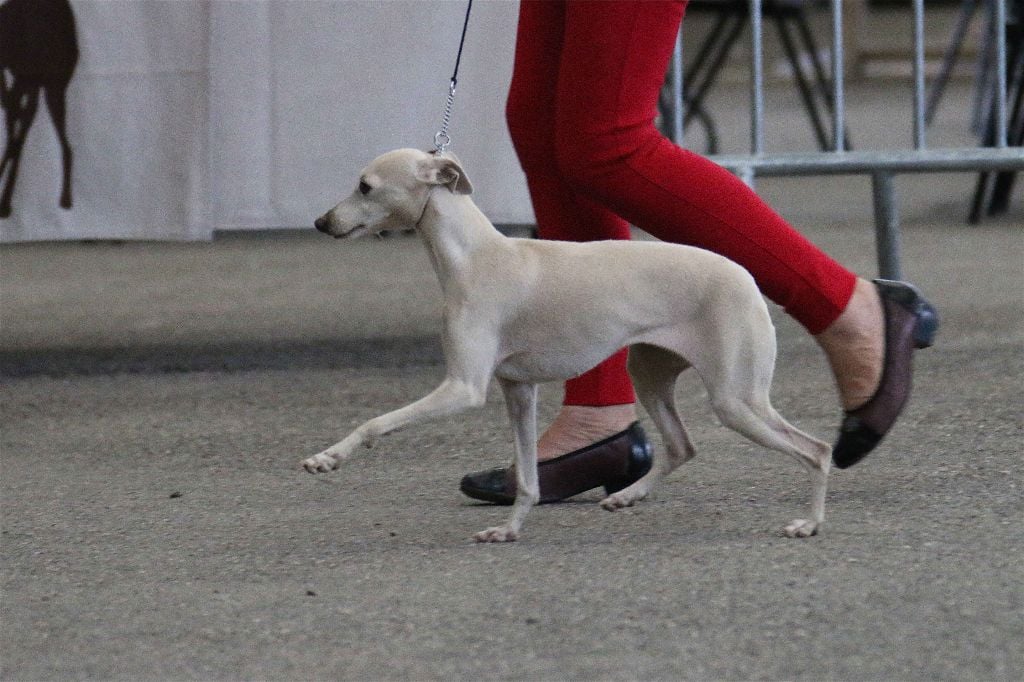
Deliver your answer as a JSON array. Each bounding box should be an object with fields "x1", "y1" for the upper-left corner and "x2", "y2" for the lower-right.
[{"x1": 505, "y1": 0, "x2": 857, "y2": 406}]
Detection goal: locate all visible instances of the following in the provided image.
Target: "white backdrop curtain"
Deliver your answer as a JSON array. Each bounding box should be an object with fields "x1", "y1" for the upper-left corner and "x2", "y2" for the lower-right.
[{"x1": 0, "y1": 0, "x2": 527, "y2": 242}]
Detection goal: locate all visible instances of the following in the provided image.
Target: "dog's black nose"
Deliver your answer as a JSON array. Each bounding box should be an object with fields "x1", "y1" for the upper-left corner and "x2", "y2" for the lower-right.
[{"x1": 314, "y1": 216, "x2": 329, "y2": 234}]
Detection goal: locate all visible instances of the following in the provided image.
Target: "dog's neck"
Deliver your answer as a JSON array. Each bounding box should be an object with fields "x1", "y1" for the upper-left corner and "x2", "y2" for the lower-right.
[{"x1": 416, "y1": 188, "x2": 504, "y2": 295}]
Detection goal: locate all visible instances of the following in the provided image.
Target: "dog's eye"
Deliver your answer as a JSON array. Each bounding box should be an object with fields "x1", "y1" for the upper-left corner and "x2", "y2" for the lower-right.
[{"x1": 358, "y1": 180, "x2": 372, "y2": 195}]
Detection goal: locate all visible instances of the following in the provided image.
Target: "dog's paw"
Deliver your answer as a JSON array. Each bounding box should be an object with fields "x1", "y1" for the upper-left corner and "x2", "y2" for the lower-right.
[
  {"x1": 302, "y1": 452, "x2": 337, "y2": 474},
  {"x1": 473, "y1": 526, "x2": 519, "y2": 543},
  {"x1": 783, "y1": 519, "x2": 819, "y2": 538},
  {"x1": 600, "y1": 490, "x2": 641, "y2": 511}
]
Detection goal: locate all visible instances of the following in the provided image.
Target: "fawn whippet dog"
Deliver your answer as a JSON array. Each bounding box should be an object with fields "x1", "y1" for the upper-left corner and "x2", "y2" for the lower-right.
[{"x1": 303, "y1": 148, "x2": 831, "y2": 542}]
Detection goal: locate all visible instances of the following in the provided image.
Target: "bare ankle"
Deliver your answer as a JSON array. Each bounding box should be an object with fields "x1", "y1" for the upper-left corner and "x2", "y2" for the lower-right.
[
  {"x1": 816, "y1": 278, "x2": 884, "y2": 411},
  {"x1": 537, "y1": 403, "x2": 637, "y2": 461}
]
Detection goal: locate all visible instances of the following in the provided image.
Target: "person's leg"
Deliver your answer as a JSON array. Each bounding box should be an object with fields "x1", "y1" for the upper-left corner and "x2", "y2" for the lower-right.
[
  {"x1": 506, "y1": 0, "x2": 637, "y2": 457},
  {"x1": 552, "y1": 0, "x2": 882, "y2": 410}
]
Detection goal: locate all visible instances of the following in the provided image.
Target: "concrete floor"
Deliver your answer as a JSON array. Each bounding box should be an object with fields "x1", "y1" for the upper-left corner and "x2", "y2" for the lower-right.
[{"x1": 2, "y1": 78, "x2": 1022, "y2": 680}]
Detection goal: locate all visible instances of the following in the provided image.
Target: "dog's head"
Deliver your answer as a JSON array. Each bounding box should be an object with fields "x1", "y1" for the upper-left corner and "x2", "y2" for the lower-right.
[{"x1": 314, "y1": 148, "x2": 473, "y2": 238}]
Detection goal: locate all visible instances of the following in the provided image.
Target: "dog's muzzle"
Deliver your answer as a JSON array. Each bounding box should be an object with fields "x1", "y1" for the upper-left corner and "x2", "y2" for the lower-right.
[{"x1": 314, "y1": 216, "x2": 331, "y2": 234}]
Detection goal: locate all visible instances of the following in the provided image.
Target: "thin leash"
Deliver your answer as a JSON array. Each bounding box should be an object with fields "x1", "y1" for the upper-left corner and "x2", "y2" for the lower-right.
[{"x1": 433, "y1": 0, "x2": 473, "y2": 154}]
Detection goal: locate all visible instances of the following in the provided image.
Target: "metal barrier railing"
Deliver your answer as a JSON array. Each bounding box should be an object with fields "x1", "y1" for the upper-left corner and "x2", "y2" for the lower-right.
[{"x1": 666, "y1": 0, "x2": 1024, "y2": 280}]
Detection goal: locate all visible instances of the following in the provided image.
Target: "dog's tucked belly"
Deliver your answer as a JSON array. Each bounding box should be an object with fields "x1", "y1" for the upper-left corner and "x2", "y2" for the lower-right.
[
  {"x1": 493, "y1": 327, "x2": 670, "y2": 384},
  {"x1": 494, "y1": 349, "x2": 612, "y2": 384}
]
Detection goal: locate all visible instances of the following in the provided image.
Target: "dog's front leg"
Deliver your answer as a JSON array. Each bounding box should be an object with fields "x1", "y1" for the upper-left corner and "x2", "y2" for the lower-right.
[
  {"x1": 474, "y1": 379, "x2": 539, "y2": 543},
  {"x1": 302, "y1": 376, "x2": 487, "y2": 473}
]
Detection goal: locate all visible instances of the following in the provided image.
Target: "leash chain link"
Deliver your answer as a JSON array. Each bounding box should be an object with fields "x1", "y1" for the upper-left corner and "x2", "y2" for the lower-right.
[
  {"x1": 434, "y1": 80, "x2": 457, "y2": 153},
  {"x1": 434, "y1": 0, "x2": 473, "y2": 154}
]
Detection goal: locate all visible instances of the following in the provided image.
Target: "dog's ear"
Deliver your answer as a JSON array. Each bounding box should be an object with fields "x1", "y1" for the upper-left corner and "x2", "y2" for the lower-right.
[{"x1": 416, "y1": 154, "x2": 473, "y2": 195}]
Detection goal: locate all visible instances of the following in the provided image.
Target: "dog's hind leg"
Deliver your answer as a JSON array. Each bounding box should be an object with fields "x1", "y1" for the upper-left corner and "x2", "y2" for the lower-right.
[
  {"x1": 44, "y1": 83, "x2": 73, "y2": 209},
  {"x1": 708, "y1": 389, "x2": 831, "y2": 537},
  {"x1": 474, "y1": 378, "x2": 539, "y2": 543},
  {"x1": 601, "y1": 343, "x2": 696, "y2": 511}
]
